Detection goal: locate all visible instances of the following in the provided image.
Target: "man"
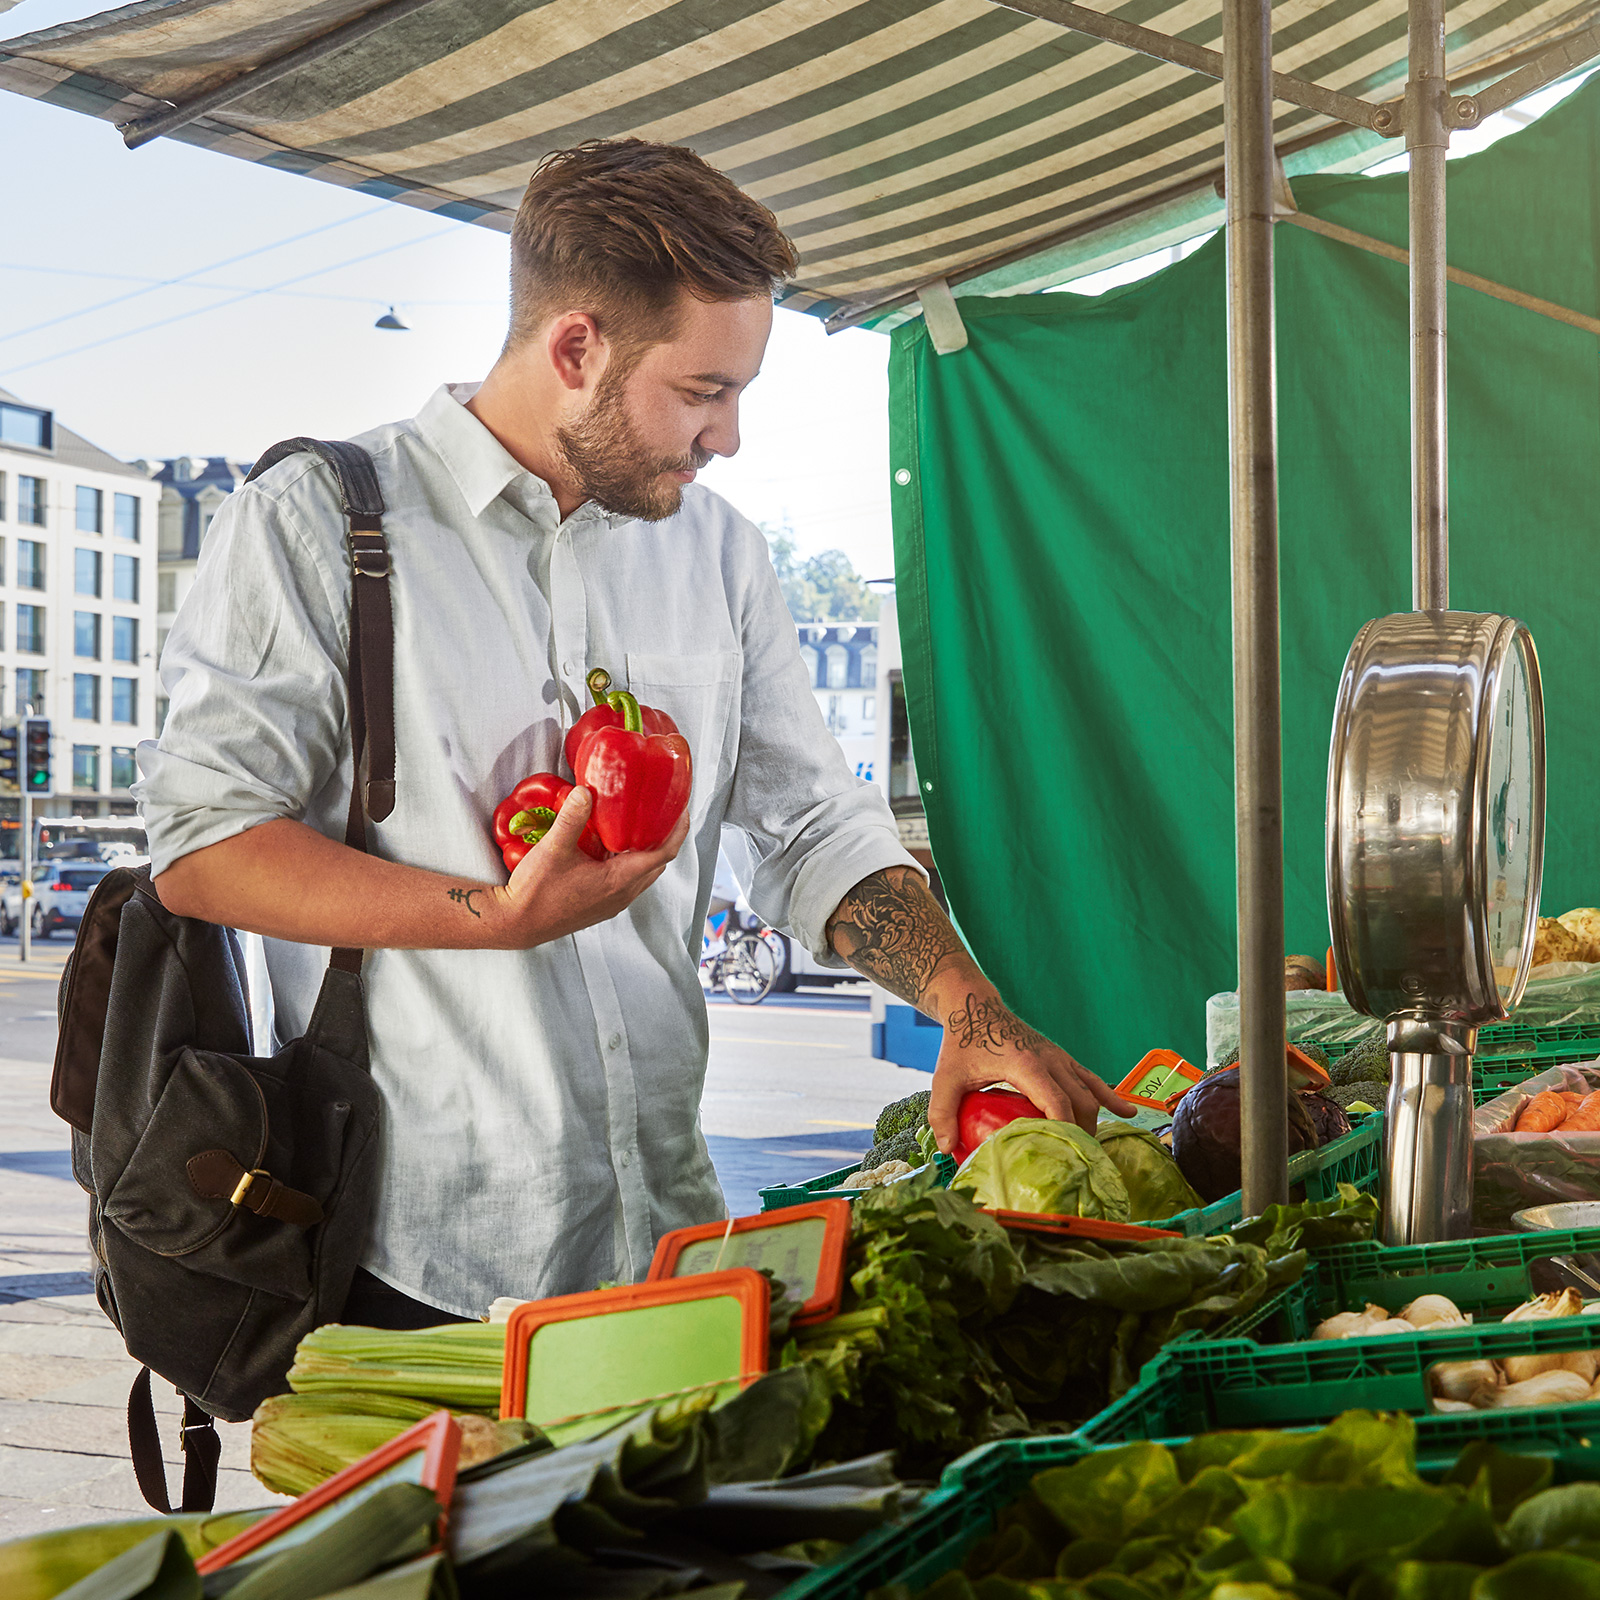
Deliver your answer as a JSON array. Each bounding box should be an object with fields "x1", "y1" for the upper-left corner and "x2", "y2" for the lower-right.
[{"x1": 140, "y1": 140, "x2": 1130, "y2": 1327}]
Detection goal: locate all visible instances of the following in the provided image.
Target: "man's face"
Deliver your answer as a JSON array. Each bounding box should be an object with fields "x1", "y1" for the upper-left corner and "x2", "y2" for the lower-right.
[{"x1": 555, "y1": 291, "x2": 771, "y2": 522}]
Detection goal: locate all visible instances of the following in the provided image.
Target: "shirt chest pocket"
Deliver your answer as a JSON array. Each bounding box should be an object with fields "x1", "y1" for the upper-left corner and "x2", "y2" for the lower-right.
[{"x1": 624, "y1": 651, "x2": 740, "y2": 813}]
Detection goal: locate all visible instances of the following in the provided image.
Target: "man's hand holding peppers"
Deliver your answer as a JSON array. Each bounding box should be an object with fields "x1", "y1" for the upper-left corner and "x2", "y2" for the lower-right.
[{"x1": 826, "y1": 866, "x2": 1135, "y2": 1145}]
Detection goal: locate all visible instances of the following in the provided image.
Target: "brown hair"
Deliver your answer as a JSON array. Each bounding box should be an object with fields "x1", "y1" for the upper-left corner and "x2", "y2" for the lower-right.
[{"x1": 505, "y1": 139, "x2": 798, "y2": 354}]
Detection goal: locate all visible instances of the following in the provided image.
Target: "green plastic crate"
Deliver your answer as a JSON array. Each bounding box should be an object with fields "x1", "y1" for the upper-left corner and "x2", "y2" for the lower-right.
[
  {"x1": 758, "y1": 1152, "x2": 956, "y2": 1212},
  {"x1": 1308, "y1": 1224, "x2": 1600, "y2": 1321},
  {"x1": 1145, "y1": 1116, "x2": 1383, "y2": 1237},
  {"x1": 1322, "y1": 1016, "x2": 1600, "y2": 1063},
  {"x1": 1077, "y1": 1311, "x2": 1600, "y2": 1443},
  {"x1": 776, "y1": 1401, "x2": 1600, "y2": 1600}
]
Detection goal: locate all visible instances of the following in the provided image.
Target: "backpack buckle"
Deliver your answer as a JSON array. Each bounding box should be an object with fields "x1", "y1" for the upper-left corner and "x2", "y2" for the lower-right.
[{"x1": 229, "y1": 1168, "x2": 270, "y2": 1207}]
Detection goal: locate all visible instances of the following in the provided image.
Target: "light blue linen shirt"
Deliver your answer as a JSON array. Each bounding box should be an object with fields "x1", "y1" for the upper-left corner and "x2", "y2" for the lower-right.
[{"x1": 135, "y1": 382, "x2": 914, "y2": 1317}]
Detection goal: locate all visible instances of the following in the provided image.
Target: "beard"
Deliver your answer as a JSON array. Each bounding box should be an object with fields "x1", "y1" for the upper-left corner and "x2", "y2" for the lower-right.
[{"x1": 554, "y1": 363, "x2": 710, "y2": 523}]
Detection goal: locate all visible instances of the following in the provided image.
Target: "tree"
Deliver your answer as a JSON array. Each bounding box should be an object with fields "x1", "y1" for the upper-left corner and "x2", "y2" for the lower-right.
[{"x1": 762, "y1": 525, "x2": 880, "y2": 622}]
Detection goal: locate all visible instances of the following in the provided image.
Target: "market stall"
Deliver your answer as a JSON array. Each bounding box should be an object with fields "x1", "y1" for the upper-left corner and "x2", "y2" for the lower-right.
[{"x1": 14, "y1": 0, "x2": 1600, "y2": 1595}]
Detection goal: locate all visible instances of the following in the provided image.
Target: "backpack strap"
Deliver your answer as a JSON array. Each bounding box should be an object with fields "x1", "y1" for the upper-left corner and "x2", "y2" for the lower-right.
[
  {"x1": 246, "y1": 439, "x2": 393, "y2": 974},
  {"x1": 127, "y1": 1366, "x2": 220, "y2": 1515}
]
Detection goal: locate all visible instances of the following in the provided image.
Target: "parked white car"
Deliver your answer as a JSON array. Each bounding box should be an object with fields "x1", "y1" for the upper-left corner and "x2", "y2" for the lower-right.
[
  {"x1": 0, "y1": 865, "x2": 19, "y2": 937},
  {"x1": 27, "y1": 860, "x2": 117, "y2": 940}
]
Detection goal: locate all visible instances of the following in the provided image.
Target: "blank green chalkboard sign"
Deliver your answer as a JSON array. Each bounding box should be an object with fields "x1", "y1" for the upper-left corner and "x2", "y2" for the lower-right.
[
  {"x1": 647, "y1": 1199, "x2": 849, "y2": 1324},
  {"x1": 498, "y1": 1270, "x2": 768, "y2": 1446}
]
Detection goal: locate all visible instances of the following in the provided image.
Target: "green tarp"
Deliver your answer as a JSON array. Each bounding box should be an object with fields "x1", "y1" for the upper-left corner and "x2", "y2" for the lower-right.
[{"x1": 888, "y1": 78, "x2": 1600, "y2": 1081}]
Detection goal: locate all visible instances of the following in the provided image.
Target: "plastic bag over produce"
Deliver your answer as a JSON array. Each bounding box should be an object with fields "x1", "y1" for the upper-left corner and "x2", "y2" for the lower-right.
[
  {"x1": 951, "y1": 1118, "x2": 1131, "y2": 1221},
  {"x1": 1096, "y1": 1123, "x2": 1202, "y2": 1221},
  {"x1": 1473, "y1": 1060, "x2": 1600, "y2": 1231}
]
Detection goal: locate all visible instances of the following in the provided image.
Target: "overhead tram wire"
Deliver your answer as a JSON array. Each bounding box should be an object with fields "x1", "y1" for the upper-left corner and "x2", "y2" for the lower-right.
[
  {"x1": 0, "y1": 203, "x2": 395, "y2": 349},
  {"x1": 1, "y1": 221, "x2": 469, "y2": 379}
]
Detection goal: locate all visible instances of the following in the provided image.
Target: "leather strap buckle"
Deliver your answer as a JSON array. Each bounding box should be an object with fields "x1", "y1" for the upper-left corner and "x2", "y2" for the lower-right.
[
  {"x1": 228, "y1": 1167, "x2": 270, "y2": 1207},
  {"x1": 352, "y1": 550, "x2": 391, "y2": 578}
]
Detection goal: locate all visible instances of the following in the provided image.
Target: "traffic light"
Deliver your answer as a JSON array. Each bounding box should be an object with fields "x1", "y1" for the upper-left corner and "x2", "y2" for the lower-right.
[
  {"x1": 0, "y1": 723, "x2": 17, "y2": 792},
  {"x1": 24, "y1": 719, "x2": 49, "y2": 795}
]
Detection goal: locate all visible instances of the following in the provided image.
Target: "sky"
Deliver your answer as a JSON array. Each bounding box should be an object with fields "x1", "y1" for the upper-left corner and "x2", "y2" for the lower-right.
[
  {"x1": 0, "y1": 0, "x2": 897, "y2": 576},
  {"x1": 0, "y1": 0, "x2": 1589, "y2": 587}
]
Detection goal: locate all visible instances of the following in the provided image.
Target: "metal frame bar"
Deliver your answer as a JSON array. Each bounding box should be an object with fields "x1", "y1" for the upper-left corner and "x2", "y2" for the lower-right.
[
  {"x1": 1223, "y1": 0, "x2": 1288, "y2": 1214},
  {"x1": 118, "y1": 0, "x2": 441, "y2": 150},
  {"x1": 994, "y1": 0, "x2": 1400, "y2": 134}
]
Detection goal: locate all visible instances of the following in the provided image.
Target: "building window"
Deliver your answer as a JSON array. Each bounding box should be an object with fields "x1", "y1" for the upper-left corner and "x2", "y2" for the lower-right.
[
  {"x1": 798, "y1": 644, "x2": 820, "y2": 686},
  {"x1": 157, "y1": 625, "x2": 169, "y2": 663},
  {"x1": 155, "y1": 695, "x2": 169, "y2": 735},
  {"x1": 112, "y1": 614, "x2": 138, "y2": 663},
  {"x1": 825, "y1": 644, "x2": 849, "y2": 689},
  {"x1": 0, "y1": 472, "x2": 6, "y2": 519},
  {"x1": 158, "y1": 571, "x2": 177, "y2": 613},
  {"x1": 73, "y1": 744, "x2": 100, "y2": 792},
  {"x1": 17, "y1": 538, "x2": 44, "y2": 589},
  {"x1": 0, "y1": 402, "x2": 51, "y2": 450},
  {"x1": 859, "y1": 646, "x2": 878, "y2": 689},
  {"x1": 75, "y1": 547, "x2": 102, "y2": 597},
  {"x1": 111, "y1": 747, "x2": 137, "y2": 790},
  {"x1": 113, "y1": 553, "x2": 138, "y2": 602},
  {"x1": 863, "y1": 695, "x2": 876, "y2": 723},
  {"x1": 111, "y1": 677, "x2": 136, "y2": 724},
  {"x1": 14, "y1": 668, "x2": 44, "y2": 716},
  {"x1": 16, "y1": 604, "x2": 44, "y2": 655},
  {"x1": 75, "y1": 673, "x2": 100, "y2": 722},
  {"x1": 114, "y1": 493, "x2": 140, "y2": 541},
  {"x1": 826, "y1": 694, "x2": 845, "y2": 734},
  {"x1": 75, "y1": 610, "x2": 101, "y2": 659},
  {"x1": 76, "y1": 486, "x2": 102, "y2": 533},
  {"x1": 17, "y1": 476, "x2": 45, "y2": 527}
]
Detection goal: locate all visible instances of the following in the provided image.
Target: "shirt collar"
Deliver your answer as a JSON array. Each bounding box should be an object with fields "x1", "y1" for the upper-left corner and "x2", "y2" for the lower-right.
[{"x1": 414, "y1": 382, "x2": 627, "y2": 530}]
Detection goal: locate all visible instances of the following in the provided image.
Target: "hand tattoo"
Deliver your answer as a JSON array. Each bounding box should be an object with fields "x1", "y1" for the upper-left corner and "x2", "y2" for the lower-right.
[
  {"x1": 447, "y1": 886, "x2": 483, "y2": 919},
  {"x1": 946, "y1": 992, "x2": 1049, "y2": 1056},
  {"x1": 826, "y1": 866, "x2": 965, "y2": 1006}
]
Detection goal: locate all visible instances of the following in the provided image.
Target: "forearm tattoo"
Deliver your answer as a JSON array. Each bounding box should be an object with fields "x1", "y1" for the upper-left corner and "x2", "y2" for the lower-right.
[
  {"x1": 447, "y1": 886, "x2": 483, "y2": 918},
  {"x1": 827, "y1": 867, "x2": 966, "y2": 1008},
  {"x1": 946, "y1": 993, "x2": 1048, "y2": 1056}
]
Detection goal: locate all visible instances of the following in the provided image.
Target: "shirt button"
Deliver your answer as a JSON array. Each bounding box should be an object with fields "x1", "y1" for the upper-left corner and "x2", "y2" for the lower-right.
[
  {"x1": 620, "y1": 1153, "x2": 632, "y2": 1168},
  {"x1": 607, "y1": 1032, "x2": 622, "y2": 1050},
  {"x1": 563, "y1": 660, "x2": 575, "y2": 675}
]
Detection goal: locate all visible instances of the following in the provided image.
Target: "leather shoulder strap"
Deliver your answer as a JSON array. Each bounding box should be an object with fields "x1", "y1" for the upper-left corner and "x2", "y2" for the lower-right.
[{"x1": 247, "y1": 438, "x2": 394, "y2": 974}]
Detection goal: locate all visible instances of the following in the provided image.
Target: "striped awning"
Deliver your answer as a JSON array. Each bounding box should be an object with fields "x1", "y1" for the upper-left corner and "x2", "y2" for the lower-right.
[{"x1": 2, "y1": 0, "x2": 1592, "y2": 327}]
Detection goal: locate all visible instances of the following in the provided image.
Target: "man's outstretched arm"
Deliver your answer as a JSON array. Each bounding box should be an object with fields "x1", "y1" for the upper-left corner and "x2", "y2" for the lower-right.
[{"x1": 826, "y1": 866, "x2": 1133, "y2": 1150}]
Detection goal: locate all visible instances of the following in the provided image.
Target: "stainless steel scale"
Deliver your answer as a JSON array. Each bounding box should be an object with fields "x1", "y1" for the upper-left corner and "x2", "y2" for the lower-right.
[{"x1": 1327, "y1": 613, "x2": 1545, "y2": 1244}]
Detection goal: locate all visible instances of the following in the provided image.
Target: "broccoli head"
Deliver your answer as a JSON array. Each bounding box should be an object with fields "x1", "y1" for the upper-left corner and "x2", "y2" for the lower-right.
[
  {"x1": 1294, "y1": 1040, "x2": 1331, "y2": 1071},
  {"x1": 860, "y1": 1128, "x2": 923, "y2": 1171},
  {"x1": 873, "y1": 1089, "x2": 932, "y2": 1143},
  {"x1": 1329, "y1": 1034, "x2": 1389, "y2": 1086},
  {"x1": 1327, "y1": 1080, "x2": 1384, "y2": 1112}
]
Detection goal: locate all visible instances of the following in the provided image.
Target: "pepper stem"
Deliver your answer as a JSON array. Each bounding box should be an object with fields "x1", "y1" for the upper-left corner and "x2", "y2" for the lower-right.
[
  {"x1": 585, "y1": 667, "x2": 613, "y2": 706},
  {"x1": 508, "y1": 806, "x2": 558, "y2": 843},
  {"x1": 605, "y1": 691, "x2": 644, "y2": 735}
]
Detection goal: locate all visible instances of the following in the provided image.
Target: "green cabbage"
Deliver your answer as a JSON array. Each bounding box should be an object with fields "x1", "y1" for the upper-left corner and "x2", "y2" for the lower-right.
[
  {"x1": 1096, "y1": 1124, "x2": 1203, "y2": 1222},
  {"x1": 950, "y1": 1118, "x2": 1131, "y2": 1221}
]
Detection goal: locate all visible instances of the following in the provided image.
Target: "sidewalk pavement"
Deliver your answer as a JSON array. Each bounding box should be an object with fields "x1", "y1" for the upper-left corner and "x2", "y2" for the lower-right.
[{"x1": 0, "y1": 944, "x2": 286, "y2": 1539}]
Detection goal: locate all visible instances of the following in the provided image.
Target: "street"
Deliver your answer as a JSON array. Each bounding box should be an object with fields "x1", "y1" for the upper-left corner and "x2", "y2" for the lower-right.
[{"x1": 0, "y1": 933, "x2": 927, "y2": 1538}]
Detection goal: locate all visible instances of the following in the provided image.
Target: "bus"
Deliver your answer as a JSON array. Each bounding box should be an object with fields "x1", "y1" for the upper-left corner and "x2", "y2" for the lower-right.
[{"x1": 0, "y1": 814, "x2": 148, "y2": 867}]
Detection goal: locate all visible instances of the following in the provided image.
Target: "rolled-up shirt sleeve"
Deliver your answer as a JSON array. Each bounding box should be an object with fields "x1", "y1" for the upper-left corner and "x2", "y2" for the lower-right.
[
  {"x1": 134, "y1": 469, "x2": 351, "y2": 878},
  {"x1": 721, "y1": 523, "x2": 921, "y2": 965}
]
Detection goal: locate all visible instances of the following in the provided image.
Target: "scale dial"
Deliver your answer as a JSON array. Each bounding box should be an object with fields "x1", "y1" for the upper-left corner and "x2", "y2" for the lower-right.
[{"x1": 1327, "y1": 612, "x2": 1545, "y2": 1027}]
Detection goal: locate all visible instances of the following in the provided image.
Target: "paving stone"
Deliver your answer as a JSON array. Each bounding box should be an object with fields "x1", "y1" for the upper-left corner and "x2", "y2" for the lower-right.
[
  {"x1": 0, "y1": 1354, "x2": 138, "y2": 1404},
  {"x1": 0, "y1": 1321, "x2": 127, "y2": 1360}
]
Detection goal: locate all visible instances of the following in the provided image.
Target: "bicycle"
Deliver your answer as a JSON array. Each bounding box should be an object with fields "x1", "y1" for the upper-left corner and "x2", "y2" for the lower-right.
[{"x1": 700, "y1": 908, "x2": 784, "y2": 1005}]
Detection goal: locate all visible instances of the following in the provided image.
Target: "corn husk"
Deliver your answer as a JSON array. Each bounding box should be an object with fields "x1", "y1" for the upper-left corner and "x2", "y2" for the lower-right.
[
  {"x1": 1472, "y1": 1369, "x2": 1592, "y2": 1408},
  {"x1": 1399, "y1": 1294, "x2": 1465, "y2": 1329},
  {"x1": 1429, "y1": 1359, "x2": 1502, "y2": 1403},
  {"x1": 286, "y1": 1321, "x2": 506, "y2": 1411}
]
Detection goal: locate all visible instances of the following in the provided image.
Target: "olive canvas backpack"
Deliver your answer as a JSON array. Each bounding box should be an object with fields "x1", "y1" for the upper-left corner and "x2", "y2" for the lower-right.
[{"x1": 49, "y1": 439, "x2": 395, "y2": 1512}]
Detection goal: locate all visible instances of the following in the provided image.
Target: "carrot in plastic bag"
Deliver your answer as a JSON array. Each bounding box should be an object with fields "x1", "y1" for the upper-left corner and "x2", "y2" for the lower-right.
[
  {"x1": 1517, "y1": 1090, "x2": 1571, "y2": 1132},
  {"x1": 1563, "y1": 1090, "x2": 1600, "y2": 1132}
]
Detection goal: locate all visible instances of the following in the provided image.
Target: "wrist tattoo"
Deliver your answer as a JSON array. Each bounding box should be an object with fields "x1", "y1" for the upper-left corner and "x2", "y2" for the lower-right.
[
  {"x1": 827, "y1": 867, "x2": 965, "y2": 1007},
  {"x1": 947, "y1": 993, "x2": 1049, "y2": 1056},
  {"x1": 447, "y1": 886, "x2": 483, "y2": 919}
]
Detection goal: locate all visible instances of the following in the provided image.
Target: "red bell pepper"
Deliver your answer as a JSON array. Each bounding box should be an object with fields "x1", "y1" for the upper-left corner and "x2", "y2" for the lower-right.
[
  {"x1": 492, "y1": 772, "x2": 606, "y2": 872},
  {"x1": 952, "y1": 1087, "x2": 1046, "y2": 1165},
  {"x1": 564, "y1": 668, "x2": 682, "y2": 777},
  {"x1": 572, "y1": 690, "x2": 692, "y2": 853}
]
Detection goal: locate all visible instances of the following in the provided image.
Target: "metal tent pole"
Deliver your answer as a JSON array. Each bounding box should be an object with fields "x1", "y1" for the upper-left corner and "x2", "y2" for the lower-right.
[
  {"x1": 1224, "y1": 0, "x2": 1288, "y2": 1211},
  {"x1": 1411, "y1": 0, "x2": 1450, "y2": 609}
]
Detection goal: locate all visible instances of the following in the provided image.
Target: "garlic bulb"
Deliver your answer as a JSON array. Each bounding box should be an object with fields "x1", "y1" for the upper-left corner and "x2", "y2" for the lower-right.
[
  {"x1": 1430, "y1": 1398, "x2": 1475, "y2": 1413},
  {"x1": 1430, "y1": 1359, "x2": 1502, "y2": 1402},
  {"x1": 1473, "y1": 1369, "x2": 1591, "y2": 1408},
  {"x1": 1312, "y1": 1304, "x2": 1397, "y2": 1340},
  {"x1": 1503, "y1": 1289, "x2": 1584, "y2": 1322},
  {"x1": 1361, "y1": 1317, "x2": 1419, "y2": 1337},
  {"x1": 1400, "y1": 1294, "x2": 1466, "y2": 1329}
]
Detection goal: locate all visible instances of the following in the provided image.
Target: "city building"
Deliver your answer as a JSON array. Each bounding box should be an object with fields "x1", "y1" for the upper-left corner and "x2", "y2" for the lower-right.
[
  {"x1": 138, "y1": 456, "x2": 252, "y2": 734},
  {"x1": 795, "y1": 621, "x2": 877, "y2": 781},
  {"x1": 0, "y1": 387, "x2": 161, "y2": 821}
]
